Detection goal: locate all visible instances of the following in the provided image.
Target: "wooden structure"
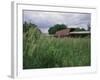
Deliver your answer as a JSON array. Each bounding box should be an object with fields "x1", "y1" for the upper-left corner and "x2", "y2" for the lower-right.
[
  {"x1": 54, "y1": 29, "x2": 90, "y2": 37},
  {"x1": 54, "y1": 29, "x2": 70, "y2": 37},
  {"x1": 70, "y1": 31, "x2": 90, "y2": 37}
]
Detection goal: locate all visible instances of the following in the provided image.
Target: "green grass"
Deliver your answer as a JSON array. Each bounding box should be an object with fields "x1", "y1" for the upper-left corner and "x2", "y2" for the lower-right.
[{"x1": 23, "y1": 28, "x2": 90, "y2": 69}]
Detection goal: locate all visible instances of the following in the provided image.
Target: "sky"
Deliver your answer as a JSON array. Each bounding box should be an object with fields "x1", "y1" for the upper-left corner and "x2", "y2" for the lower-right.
[{"x1": 23, "y1": 10, "x2": 91, "y2": 33}]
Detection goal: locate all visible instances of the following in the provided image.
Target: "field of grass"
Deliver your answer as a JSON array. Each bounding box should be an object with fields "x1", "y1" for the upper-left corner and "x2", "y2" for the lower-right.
[{"x1": 23, "y1": 28, "x2": 90, "y2": 69}]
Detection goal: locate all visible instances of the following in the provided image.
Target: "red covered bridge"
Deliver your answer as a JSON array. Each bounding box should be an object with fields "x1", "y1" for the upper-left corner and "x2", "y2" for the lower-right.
[{"x1": 54, "y1": 29, "x2": 90, "y2": 37}]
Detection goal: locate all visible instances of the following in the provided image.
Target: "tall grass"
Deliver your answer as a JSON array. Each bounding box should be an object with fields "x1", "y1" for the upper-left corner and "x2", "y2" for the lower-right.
[{"x1": 23, "y1": 28, "x2": 90, "y2": 69}]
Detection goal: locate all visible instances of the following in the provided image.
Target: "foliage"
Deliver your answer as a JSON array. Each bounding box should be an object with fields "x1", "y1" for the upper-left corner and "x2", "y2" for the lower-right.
[
  {"x1": 23, "y1": 22, "x2": 41, "y2": 69},
  {"x1": 23, "y1": 36, "x2": 90, "y2": 69},
  {"x1": 23, "y1": 22, "x2": 38, "y2": 33},
  {"x1": 70, "y1": 27, "x2": 86, "y2": 32},
  {"x1": 23, "y1": 22, "x2": 90, "y2": 69},
  {"x1": 87, "y1": 24, "x2": 91, "y2": 31},
  {"x1": 48, "y1": 24, "x2": 67, "y2": 34}
]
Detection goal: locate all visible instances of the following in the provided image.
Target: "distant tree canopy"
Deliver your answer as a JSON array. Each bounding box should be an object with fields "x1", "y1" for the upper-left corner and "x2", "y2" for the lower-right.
[
  {"x1": 70, "y1": 27, "x2": 86, "y2": 32},
  {"x1": 87, "y1": 24, "x2": 91, "y2": 31},
  {"x1": 23, "y1": 22, "x2": 41, "y2": 43},
  {"x1": 23, "y1": 22, "x2": 41, "y2": 66},
  {"x1": 23, "y1": 21, "x2": 38, "y2": 33},
  {"x1": 48, "y1": 24, "x2": 67, "y2": 34}
]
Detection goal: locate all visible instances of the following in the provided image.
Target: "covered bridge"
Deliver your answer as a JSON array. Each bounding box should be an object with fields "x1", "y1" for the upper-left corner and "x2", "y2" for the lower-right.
[{"x1": 54, "y1": 29, "x2": 90, "y2": 37}]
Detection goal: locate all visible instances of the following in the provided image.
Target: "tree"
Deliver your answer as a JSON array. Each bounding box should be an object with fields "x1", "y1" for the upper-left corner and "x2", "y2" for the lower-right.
[
  {"x1": 48, "y1": 24, "x2": 67, "y2": 34},
  {"x1": 23, "y1": 22, "x2": 41, "y2": 56},
  {"x1": 70, "y1": 27, "x2": 86, "y2": 32},
  {"x1": 23, "y1": 22, "x2": 41, "y2": 69},
  {"x1": 87, "y1": 24, "x2": 91, "y2": 31},
  {"x1": 23, "y1": 22, "x2": 38, "y2": 33}
]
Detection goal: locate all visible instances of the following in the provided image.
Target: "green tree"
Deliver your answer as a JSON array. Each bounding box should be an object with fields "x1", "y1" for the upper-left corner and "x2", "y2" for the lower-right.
[
  {"x1": 23, "y1": 22, "x2": 38, "y2": 32},
  {"x1": 75, "y1": 28, "x2": 85, "y2": 31},
  {"x1": 23, "y1": 22, "x2": 41, "y2": 69},
  {"x1": 87, "y1": 24, "x2": 91, "y2": 31},
  {"x1": 48, "y1": 24, "x2": 67, "y2": 34},
  {"x1": 70, "y1": 27, "x2": 86, "y2": 32}
]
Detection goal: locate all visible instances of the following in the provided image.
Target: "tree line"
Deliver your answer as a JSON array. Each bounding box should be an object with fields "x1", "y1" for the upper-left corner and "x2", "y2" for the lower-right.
[{"x1": 23, "y1": 22, "x2": 90, "y2": 35}]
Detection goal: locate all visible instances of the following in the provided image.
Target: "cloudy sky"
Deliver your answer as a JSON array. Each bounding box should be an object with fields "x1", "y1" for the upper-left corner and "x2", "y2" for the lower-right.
[{"x1": 23, "y1": 10, "x2": 91, "y2": 33}]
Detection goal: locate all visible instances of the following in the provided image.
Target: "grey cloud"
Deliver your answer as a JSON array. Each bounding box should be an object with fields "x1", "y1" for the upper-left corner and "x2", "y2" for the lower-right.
[{"x1": 23, "y1": 10, "x2": 91, "y2": 33}]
